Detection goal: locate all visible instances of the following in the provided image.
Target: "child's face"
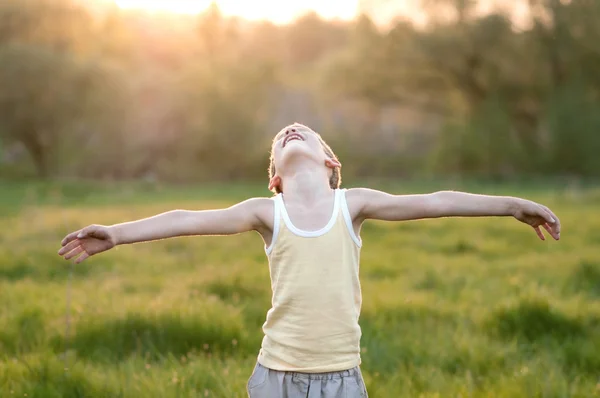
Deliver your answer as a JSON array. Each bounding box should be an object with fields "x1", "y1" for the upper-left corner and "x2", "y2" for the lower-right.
[
  {"x1": 271, "y1": 124, "x2": 328, "y2": 172},
  {"x1": 269, "y1": 123, "x2": 341, "y2": 192}
]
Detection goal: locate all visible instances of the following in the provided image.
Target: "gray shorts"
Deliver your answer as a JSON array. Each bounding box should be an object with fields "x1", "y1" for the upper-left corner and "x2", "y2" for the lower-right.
[{"x1": 246, "y1": 362, "x2": 369, "y2": 398}]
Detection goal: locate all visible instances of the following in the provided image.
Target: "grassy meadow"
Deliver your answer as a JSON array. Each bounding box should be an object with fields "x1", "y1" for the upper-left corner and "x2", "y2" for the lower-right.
[{"x1": 1, "y1": 179, "x2": 599, "y2": 397}]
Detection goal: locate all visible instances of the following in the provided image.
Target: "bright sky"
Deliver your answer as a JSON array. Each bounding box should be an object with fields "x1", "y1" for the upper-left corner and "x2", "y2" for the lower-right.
[
  {"x1": 112, "y1": 0, "x2": 531, "y2": 29},
  {"x1": 114, "y1": 0, "x2": 360, "y2": 23}
]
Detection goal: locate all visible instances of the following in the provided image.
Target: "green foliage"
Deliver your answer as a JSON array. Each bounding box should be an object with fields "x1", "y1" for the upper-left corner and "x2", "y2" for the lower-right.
[
  {"x1": 165, "y1": 60, "x2": 277, "y2": 181},
  {"x1": 565, "y1": 260, "x2": 600, "y2": 297},
  {"x1": 544, "y1": 80, "x2": 600, "y2": 176},
  {"x1": 484, "y1": 297, "x2": 586, "y2": 342},
  {"x1": 0, "y1": 0, "x2": 130, "y2": 178},
  {"x1": 59, "y1": 309, "x2": 253, "y2": 362},
  {"x1": 0, "y1": 43, "x2": 91, "y2": 176},
  {"x1": 1, "y1": 181, "x2": 599, "y2": 397},
  {"x1": 0, "y1": 0, "x2": 600, "y2": 181}
]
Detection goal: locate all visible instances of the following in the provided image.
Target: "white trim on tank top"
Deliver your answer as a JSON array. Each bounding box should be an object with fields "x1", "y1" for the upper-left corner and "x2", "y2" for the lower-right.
[
  {"x1": 264, "y1": 188, "x2": 363, "y2": 254},
  {"x1": 264, "y1": 195, "x2": 281, "y2": 255},
  {"x1": 279, "y1": 189, "x2": 341, "y2": 238},
  {"x1": 340, "y1": 189, "x2": 363, "y2": 248}
]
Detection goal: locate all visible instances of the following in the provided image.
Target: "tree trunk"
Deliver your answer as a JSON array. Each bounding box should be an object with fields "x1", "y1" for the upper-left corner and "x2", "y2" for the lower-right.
[{"x1": 21, "y1": 133, "x2": 48, "y2": 178}]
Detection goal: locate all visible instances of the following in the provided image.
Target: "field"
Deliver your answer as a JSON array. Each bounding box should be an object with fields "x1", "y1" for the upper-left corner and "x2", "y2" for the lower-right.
[{"x1": 1, "y1": 179, "x2": 599, "y2": 397}]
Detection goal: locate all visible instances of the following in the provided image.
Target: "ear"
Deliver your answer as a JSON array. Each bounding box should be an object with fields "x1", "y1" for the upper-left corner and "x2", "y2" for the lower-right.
[
  {"x1": 325, "y1": 158, "x2": 341, "y2": 169},
  {"x1": 268, "y1": 176, "x2": 281, "y2": 191}
]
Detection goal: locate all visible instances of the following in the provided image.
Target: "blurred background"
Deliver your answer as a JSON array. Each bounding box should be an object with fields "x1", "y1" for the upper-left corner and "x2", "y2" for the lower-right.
[
  {"x1": 2, "y1": 2, "x2": 600, "y2": 397},
  {"x1": 2, "y1": 0, "x2": 599, "y2": 185}
]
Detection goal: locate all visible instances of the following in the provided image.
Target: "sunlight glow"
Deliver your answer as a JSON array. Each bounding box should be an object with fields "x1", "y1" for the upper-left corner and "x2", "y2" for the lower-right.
[
  {"x1": 114, "y1": 0, "x2": 209, "y2": 14},
  {"x1": 114, "y1": 0, "x2": 359, "y2": 23}
]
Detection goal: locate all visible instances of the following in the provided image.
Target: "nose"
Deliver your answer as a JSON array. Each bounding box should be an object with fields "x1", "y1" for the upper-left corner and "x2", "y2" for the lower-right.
[{"x1": 285, "y1": 128, "x2": 296, "y2": 135}]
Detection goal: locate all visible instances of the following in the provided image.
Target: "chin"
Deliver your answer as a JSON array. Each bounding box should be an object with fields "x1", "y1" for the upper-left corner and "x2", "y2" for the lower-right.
[
  {"x1": 280, "y1": 145, "x2": 318, "y2": 165},
  {"x1": 283, "y1": 142, "x2": 311, "y2": 156}
]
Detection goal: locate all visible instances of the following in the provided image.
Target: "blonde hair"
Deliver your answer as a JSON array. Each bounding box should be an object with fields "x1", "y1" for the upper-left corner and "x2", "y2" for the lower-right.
[{"x1": 268, "y1": 123, "x2": 341, "y2": 194}]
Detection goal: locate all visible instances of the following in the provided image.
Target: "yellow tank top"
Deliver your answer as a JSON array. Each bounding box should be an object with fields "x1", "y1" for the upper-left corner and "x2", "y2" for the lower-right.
[{"x1": 257, "y1": 188, "x2": 364, "y2": 373}]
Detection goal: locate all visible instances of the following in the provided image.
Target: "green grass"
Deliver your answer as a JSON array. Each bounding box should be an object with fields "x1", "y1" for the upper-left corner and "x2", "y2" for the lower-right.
[{"x1": 1, "y1": 179, "x2": 599, "y2": 397}]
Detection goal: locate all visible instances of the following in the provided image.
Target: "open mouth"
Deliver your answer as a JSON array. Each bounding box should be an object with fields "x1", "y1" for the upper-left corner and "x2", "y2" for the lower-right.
[{"x1": 283, "y1": 133, "x2": 304, "y2": 147}]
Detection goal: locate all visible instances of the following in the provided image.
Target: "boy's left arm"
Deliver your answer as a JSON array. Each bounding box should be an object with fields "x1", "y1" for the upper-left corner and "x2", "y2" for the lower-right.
[{"x1": 346, "y1": 188, "x2": 561, "y2": 241}]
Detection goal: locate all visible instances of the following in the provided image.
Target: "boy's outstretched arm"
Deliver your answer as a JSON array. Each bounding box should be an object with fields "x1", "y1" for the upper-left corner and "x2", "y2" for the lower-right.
[
  {"x1": 347, "y1": 188, "x2": 561, "y2": 241},
  {"x1": 58, "y1": 198, "x2": 273, "y2": 264}
]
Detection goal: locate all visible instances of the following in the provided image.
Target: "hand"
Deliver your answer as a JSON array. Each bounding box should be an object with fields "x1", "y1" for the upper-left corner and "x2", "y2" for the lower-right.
[
  {"x1": 512, "y1": 199, "x2": 561, "y2": 241},
  {"x1": 58, "y1": 224, "x2": 117, "y2": 264}
]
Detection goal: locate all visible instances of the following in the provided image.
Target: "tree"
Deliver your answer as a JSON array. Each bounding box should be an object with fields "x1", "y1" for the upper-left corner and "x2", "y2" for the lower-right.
[
  {"x1": 0, "y1": 44, "x2": 122, "y2": 177},
  {"x1": 0, "y1": 0, "x2": 129, "y2": 178},
  {"x1": 0, "y1": 0, "x2": 95, "y2": 54}
]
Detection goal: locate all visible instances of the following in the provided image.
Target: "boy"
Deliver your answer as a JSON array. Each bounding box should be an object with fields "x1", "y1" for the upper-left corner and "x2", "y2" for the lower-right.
[{"x1": 58, "y1": 123, "x2": 561, "y2": 398}]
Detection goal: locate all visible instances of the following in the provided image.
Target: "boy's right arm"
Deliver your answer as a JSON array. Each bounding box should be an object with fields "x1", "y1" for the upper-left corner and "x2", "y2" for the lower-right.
[{"x1": 58, "y1": 198, "x2": 273, "y2": 264}]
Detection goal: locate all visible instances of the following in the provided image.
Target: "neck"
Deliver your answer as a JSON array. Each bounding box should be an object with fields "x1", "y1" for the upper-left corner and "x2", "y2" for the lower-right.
[{"x1": 280, "y1": 163, "x2": 333, "y2": 203}]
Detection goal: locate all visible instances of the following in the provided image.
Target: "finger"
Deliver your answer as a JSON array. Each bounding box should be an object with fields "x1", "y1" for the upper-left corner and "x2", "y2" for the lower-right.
[
  {"x1": 77, "y1": 225, "x2": 103, "y2": 240},
  {"x1": 58, "y1": 239, "x2": 81, "y2": 256},
  {"x1": 541, "y1": 205, "x2": 561, "y2": 237},
  {"x1": 540, "y1": 205, "x2": 558, "y2": 221},
  {"x1": 538, "y1": 207, "x2": 556, "y2": 225},
  {"x1": 77, "y1": 228, "x2": 91, "y2": 239},
  {"x1": 64, "y1": 246, "x2": 84, "y2": 260},
  {"x1": 74, "y1": 251, "x2": 90, "y2": 264},
  {"x1": 534, "y1": 226, "x2": 545, "y2": 241},
  {"x1": 542, "y1": 222, "x2": 553, "y2": 236},
  {"x1": 61, "y1": 230, "x2": 81, "y2": 246},
  {"x1": 542, "y1": 223, "x2": 559, "y2": 240}
]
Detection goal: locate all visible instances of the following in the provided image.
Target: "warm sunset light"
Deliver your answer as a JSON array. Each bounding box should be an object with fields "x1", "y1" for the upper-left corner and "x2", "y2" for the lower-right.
[
  {"x1": 114, "y1": 0, "x2": 209, "y2": 14},
  {"x1": 114, "y1": 0, "x2": 359, "y2": 23}
]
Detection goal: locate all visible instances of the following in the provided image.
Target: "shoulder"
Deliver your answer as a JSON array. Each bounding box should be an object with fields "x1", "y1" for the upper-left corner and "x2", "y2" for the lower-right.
[
  {"x1": 239, "y1": 196, "x2": 275, "y2": 214},
  {"x1": 343, "y1": 187, "x2": 385, "y2": 203},
  {"x1": 238, "y1": 196, "x2": 276, "y2": 232},
  {"x1": 241, "y1": 196, "x2": 276, "y2": 206},
  {"x1": 342, "y1": 187, "x2": 413, "y2": 221},
  {"x1": 343, "y1": 187, "x2": 373, "y2": 198},
  {"x1": 341, "y1": 187, "x2": 379, "y2": 221}
]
